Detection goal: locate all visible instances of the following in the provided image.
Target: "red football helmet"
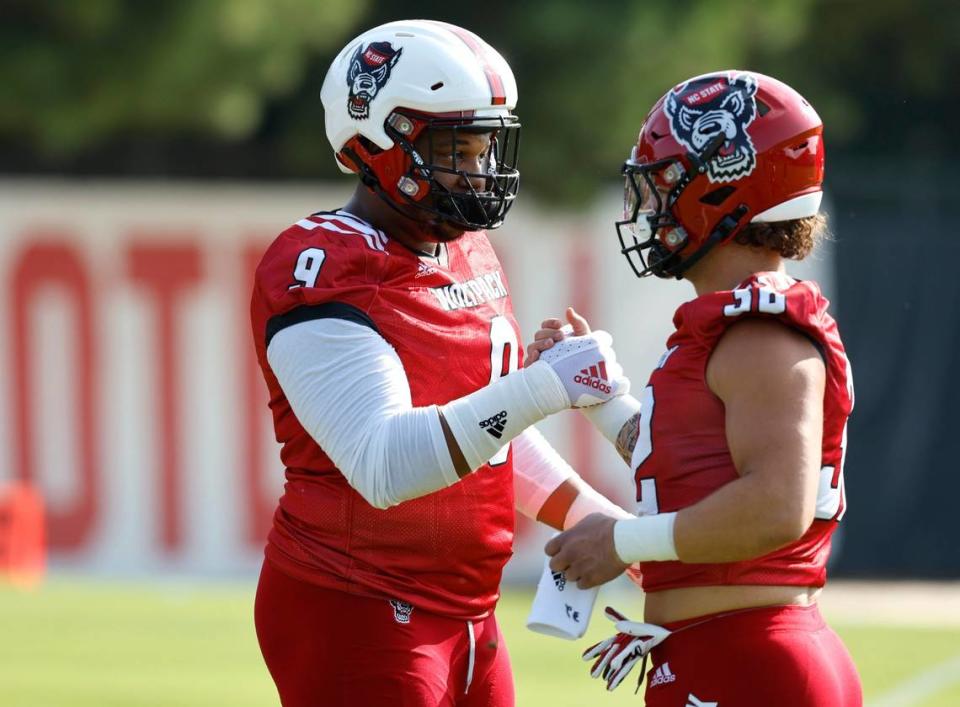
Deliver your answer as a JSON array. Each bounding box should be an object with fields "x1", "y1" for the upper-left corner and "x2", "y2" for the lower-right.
[{"x1": 618, "y1": 71, "x2": 825, "y2": 278}]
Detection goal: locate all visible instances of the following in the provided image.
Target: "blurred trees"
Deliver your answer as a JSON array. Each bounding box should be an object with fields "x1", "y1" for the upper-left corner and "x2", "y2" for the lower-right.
[
  {"x1": 2, "y1": 0, "x2": 956, "y2": 202},
  {"x1": 0, "y1": 0, "x2": 366, "y2": 158},
  {"x1": 433, "y1": 0, "x2": 821, "y2": 200}
]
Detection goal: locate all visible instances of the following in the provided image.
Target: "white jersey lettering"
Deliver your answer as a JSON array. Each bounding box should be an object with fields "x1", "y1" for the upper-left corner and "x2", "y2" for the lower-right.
[{"x1": 431, "y1": 271, "x2": 509, "y2": 312}]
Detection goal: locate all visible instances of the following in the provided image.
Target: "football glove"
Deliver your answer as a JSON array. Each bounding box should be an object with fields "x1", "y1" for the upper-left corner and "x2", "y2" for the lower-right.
[
  {"x1": 581, "y1": 606, "x2": 672, "y2": 692},
  {"x1": 538, "y1": 331, "x2": 629, "y2": 407}
]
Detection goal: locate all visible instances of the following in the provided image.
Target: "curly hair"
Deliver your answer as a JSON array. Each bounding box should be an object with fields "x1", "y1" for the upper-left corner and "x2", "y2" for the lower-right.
[{"x1": 733, "y1": 213, "x2": 828, "y2": 260}]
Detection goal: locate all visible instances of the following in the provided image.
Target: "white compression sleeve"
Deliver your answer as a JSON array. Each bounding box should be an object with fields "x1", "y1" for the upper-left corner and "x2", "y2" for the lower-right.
[
  {"x1": 512, "y1": 427, "x2": 633, "y2": 527},
  {"x1": 267, "y1": 318, "x2": 457, "y2": 509},
  {"x1": 267, "y1": 318, "x2": 570, "y2": 509},
  {"x1": 438, "y1": 361, "x2": 569, "y2": 472},
  {"x1": 578, "y1": 394, "x2": 642, "y2": 447},
  {"x1": 563, "y1": 484, "x2": 634, "y2": 529},
  {"x1": 511, "y1": 427, "x2": 576, "y2": 520}
]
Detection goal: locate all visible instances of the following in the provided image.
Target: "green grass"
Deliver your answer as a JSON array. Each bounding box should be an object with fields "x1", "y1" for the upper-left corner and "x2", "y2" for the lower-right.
[{"x1": 0, "y1": 581, "x2": 958, "y2": 706}]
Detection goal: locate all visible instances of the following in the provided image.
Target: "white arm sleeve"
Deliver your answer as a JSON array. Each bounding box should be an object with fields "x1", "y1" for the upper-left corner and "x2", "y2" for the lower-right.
[
  {"x1": 511, "y1": 427, "x2": 576, "y2": 520},
  {"x1": 266, "y1": 317, "x2": 571, "y2": 510},
  {"x1": 267, "y1": 318, "x2": 458, "y2": 509},
  {"x1": 578, "y1": 394, "x2": 642, "y2": 447},
  {"x1": 512, "y1": 427, "x2": 634, "y2": 527}
]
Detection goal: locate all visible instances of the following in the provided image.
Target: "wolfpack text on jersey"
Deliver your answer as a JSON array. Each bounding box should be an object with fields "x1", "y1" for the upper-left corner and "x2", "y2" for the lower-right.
[{"x1": 430, "y1": 271, "x2": 508, "y2": 311}]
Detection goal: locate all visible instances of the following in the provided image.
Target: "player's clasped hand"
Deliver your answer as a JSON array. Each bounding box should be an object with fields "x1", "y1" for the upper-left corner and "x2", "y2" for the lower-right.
[
  {"x1": 545, "y1": 513, "x2": 628, "y2": 588},
  {"x1": 528, "y1": 307, "x2": 629, "y2": 407},
  {"x1": 526, "y1": 306, "x2": 589, "y2": 364},
  {"x1": 581, "y1": 607, "x2": 672, "y2": 691}
]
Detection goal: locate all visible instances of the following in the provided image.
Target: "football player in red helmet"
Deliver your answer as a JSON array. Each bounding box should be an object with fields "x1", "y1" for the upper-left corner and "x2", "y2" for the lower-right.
[
  {"x1": 250, "y1": 20, "x2": 635, "y2": 707},
  {"x1": 531, "y1": 71, "x2": 862, "y2": 706}
]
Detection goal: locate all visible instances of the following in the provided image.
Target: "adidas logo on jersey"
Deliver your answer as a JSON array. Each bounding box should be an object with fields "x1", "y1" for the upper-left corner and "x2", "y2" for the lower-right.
[
  {"x1": 573, "y1": 362, "x2": 612, "y2": 394},
  {"x1": 649, "y1": 662, "x2": 677, "y2": 687},
  {"x1": 415, "y1": 261, "x2": 438, "y2": 278},
  {"x1": 479, "y1": 410, "x2": 508, "y2": 439}
]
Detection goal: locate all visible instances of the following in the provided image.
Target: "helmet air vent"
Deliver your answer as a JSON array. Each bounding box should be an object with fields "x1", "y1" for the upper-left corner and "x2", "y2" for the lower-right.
[{"x1": 699, "y1": 186, "x2": 735, "y2": 206}]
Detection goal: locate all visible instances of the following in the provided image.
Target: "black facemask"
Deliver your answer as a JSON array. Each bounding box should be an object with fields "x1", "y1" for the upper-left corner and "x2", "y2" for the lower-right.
[{"x1": 388, "y1": 113, "x2": 521, "y2": 231}]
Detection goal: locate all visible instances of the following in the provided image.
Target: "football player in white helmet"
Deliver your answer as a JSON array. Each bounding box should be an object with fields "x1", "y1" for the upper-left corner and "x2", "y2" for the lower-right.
[
  {"x1": 323, "y1": 19, "x2": 521, "y2": 244},
  {"x1": 250, "y1": 20, "x2": 634, "y2": 706}
]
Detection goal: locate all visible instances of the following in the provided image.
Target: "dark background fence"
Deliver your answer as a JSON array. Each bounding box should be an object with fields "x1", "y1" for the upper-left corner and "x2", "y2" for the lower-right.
[{"x1": 832, "y1": 160, "x2": 959, "y2": 577}]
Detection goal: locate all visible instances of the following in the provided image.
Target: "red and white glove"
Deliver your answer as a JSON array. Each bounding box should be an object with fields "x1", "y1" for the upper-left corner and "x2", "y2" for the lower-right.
[
  {"x1": 537, "y1": 330, "x2": 629, "y2": 407},
  {"x1": 581, "y1": 607, "x2": 672, "y2": 692}
]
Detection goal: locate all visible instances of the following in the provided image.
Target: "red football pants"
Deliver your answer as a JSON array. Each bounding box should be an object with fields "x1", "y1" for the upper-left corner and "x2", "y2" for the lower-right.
[
  {"x1": 643, "y1": 604, "x2": 862, "y2": 706},
  {"x1": 254, "y1": 559, "x2": 514, "y2": 706}
]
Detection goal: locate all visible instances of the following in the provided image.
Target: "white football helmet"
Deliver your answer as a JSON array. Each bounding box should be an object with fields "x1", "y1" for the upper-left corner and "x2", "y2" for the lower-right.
[{"x1": 321, "y1": 20, "x2": 521, "y2": 231}]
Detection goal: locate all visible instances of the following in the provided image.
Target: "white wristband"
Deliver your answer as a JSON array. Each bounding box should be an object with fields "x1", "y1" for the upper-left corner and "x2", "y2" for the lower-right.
[
  {"x1": 578, "y1": 394, "x2": 642, "y2": 447},
  {"x1": 613, "y1": 513, "x2": 679, "y2": 563}
]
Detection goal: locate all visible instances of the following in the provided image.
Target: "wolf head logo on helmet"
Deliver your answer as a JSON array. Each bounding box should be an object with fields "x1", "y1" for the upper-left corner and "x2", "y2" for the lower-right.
[
  {"x1": 665, "y1": 72, "x2": 759, "y2": 183},
  {"x1": 617, "y1": 70, "x2": 824, "y2": 280},
  {"x1": 346, "y1": 42, "x2": 403, "y2": 120}
]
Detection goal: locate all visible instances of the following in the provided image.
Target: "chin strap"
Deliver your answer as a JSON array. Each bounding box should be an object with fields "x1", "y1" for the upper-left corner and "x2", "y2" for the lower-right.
[
  {"x1": 646, "y1": 133, "x2": 742, "y2": 279},
  {"x1": 662, "y1": 204, "x2": 749, "y2": 279},
  {"x1": 340, "y1": 144, "x2": 441, "y2": 233},
  {"x1": 341, "y1": 142, "x2": 483, "y2": 234}
]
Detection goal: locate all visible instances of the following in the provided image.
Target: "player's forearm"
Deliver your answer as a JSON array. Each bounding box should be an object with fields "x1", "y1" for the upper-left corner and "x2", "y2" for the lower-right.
[
  {"x1": 672, "y1": 471, "x2": 813, "y2": 563},
  {"x1": 440, "y1": 328, "x2": 633, "y2": 475},
  {"x1": 437, "y1": 361, "x2": 569, "y2": 474},
  {"x1": 578, "y1": 395, "x2": 642, "y2": 465},
  {"x1": 536, "y1": 479, "x2": 580, "y2": 530},
  {"x1": 615, "y1": 411, "x2": 642, "y2": 466},
  {"x1": 537, "y1": 477, "x2": 634, "y2": 531},
  {"x1": 512, "y1": 427, "x2": 632, "y2": 530},
  {"x1": 438, "y1": 409, "x2": 471, "y2": 477}
]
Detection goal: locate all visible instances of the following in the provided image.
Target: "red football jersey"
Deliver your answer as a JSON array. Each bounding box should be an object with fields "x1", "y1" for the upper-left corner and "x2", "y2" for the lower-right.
[
  {"x1": 250, "y1": 210, "x2": 523, "y2": 620},
  {"x1": 629, "y1": 272, "x2": 853, "y2": 592}
]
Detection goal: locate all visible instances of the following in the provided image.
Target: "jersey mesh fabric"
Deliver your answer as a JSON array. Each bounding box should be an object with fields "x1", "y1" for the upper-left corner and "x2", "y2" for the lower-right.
[
  {"x1": 632, "y1": 272, "x2": 853, "y2": 592},
  {"x1": 250, "y1": 211, "x2": 522, "y2": 620}
]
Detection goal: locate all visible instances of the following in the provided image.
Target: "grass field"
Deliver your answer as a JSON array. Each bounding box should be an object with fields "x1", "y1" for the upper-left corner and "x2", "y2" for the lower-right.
[{"x1": 1, "y1": 580, "x2": 958, "y2": 706}]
